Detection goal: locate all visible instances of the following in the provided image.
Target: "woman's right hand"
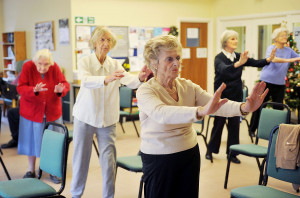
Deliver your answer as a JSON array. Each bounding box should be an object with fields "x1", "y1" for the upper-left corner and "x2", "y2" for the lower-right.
[
  {"x1": 197, "y1": 83, "x2": 228, "y2": 118},
  {"x1": 234, "y1": 51, "x2": 249, "y2": 68},
  {"x1": 33, "y1": 82, "x2": 48, "y2": 92},
  {"x1": 104, "y1": 70, "x2": 125, "y2": 85}
]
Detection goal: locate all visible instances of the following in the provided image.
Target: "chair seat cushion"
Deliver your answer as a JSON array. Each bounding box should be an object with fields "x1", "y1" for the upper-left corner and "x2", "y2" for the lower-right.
[
  {"x1": 231, "y1": 185, "x2": 300, "y2": 198},
  {"x1": 117, "y1": 155, "x2": 143, "y2": 172},
  {"x1": 230, "y1": 144, "x2": 267, "y2": 157},
  {"x1": 0, "y1": 178, "x2": 56, "y2": 198},
  {"x1": 120, "y1": 111, "x2": 130, "y2": 116}
]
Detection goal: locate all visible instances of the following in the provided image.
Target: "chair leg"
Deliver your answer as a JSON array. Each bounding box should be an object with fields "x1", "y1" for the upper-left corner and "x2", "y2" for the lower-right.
[
  {"x1": 258, "y1": 158, "x2": 266, "y2": 185},
  {"x1": 138, "y1": 175, "x2": 144, "y2": 198},
  {"x1": 0, "y1": 156, "x2": 11, "y2": 180},
  {"x1": 93, "y1": 140, "x2": 99, "y2": 157},
  {"x1": 243, "y1": 118, "x2": 253, "y2": 143},
  {"x1": 131, "y1": 119, "x2": 140, "y2": 138},
  {"x1": 205, "y1": 116, "x2": 213, "y2": 163},
  {"x1": 119, "y1": 121, "x2": 126, "y2": 134},
  {"x1": 224, "y1": 152, "x2": 232, "y2": 189}
]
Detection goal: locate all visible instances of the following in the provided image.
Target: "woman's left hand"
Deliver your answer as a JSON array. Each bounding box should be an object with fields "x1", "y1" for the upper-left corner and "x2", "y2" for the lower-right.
[
  {"x1": 138, "y1": 65, "x2": 153, "y2": 82},
  {"x1": 54, "y1": 83, "x2": 65, "y2": 93},
  {"x1": 241, "y1": 81, "x2": 269, "y2": 113}
]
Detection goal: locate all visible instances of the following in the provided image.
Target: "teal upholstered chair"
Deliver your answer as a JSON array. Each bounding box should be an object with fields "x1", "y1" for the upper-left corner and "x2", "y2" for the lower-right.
[
  {"x1": 116, "y1": 152, "x2": 144, "y2": 198},
  {"x1": 231, "y1": 125, "x2": 300, "y2": 198},
  {"x1": 224, "y1": 102, "x2": 291, "y2": 189},
  {"x1": 0, "y1": 122, "x2": 69, "y2": 198},
  {"x1": 119, "y1": 86, "x2": 140, "y2": 137}
]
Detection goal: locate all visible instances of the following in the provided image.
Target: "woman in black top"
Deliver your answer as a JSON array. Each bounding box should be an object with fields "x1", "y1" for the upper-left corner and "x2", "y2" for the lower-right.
[{"x1": 206, "y1": 29, "x2": 276, "y2": 163}]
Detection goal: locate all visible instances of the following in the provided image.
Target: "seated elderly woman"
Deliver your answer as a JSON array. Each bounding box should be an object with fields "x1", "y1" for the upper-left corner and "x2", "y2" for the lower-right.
[{"x1": 136, "y1": 35, "x2": 269, "y2": 198}]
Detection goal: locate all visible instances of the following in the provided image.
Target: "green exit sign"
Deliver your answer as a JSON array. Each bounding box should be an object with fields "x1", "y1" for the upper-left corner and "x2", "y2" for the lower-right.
[{"x1": 75, "y1": 16, "x2": 95, "y2": 24}]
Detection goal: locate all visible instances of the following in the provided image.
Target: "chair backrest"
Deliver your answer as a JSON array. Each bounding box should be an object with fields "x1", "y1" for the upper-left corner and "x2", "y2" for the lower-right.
[
  {"x1": 39, "y1": 122, "x2": 69, "y2": 194},
  {"x1": 263, "y1": 125, "x2": 300, "y2": 185},
  {"x1": 257, "y1": 102, "x2": 290, "y2": 141},
  {"x1": 120, "y1": 86, "x2": 133, "y2": 109}
]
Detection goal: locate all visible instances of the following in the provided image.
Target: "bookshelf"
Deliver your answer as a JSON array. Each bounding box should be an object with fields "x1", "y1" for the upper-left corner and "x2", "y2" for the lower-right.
[{"x1": 2, "y1": 31, "x2": 26, "y2": 80}]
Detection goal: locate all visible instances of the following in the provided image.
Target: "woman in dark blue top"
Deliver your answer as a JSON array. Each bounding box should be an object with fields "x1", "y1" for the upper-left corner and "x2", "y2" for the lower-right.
[{"x1": 206, "y1": 29, "x2": 276, "y2": 163}]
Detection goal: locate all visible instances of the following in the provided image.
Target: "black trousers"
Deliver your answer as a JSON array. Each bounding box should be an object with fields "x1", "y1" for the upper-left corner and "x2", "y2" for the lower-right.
[
  {"x1": 141, "y1": 144, "x2": 200, "y2": 198},
  {"x1": 7, "y1": 107, "x2": 20, "y2": 141},
  {"x1": 207, "y1": 116, "x2": 240, "y2": 155},
  {"x1": 249, "y1": 82, "x2": 285, "y2": 133}
]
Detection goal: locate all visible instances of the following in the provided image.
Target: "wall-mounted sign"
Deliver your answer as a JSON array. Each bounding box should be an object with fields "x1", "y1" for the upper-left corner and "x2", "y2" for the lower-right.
[{"x1": 75, "y1": 16, "x2": 95, "y2": 24}]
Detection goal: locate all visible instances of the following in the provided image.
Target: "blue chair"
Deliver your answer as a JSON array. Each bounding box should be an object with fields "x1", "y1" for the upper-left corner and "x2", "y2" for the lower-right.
[
  {"x1": 116, "y1": 152, "x2": 144, "y2": 198},
  {"x1": 224, "y1": 102, "x2": 291, "y2": 189},
  {"x1": 231, "y1": 124, "x2": 300, "y2": 198},
  {"x1": 0, "y1": 122, "x2": 69, "y2": 197},
  {"x1": 119, "y1": 86, "x2": 140, "y2": 137}
]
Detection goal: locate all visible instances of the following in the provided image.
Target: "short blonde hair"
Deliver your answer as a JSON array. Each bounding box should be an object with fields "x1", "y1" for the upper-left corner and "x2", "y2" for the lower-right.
[
  {"x1": 32, "y1": 49, "x2": 54, "y2": 66},
  {"x1": 89, "y1": 26, "x2": 117, "y2": 50},
  {"x1": 272, "y1": 27, "x2": 289, "y2": 41},
  {"x1": 220, "y1": 30, "x2": 239, "y2": 49},
  {"x1": 143, "y1": 35, "x2": 182, "y2": 74}
]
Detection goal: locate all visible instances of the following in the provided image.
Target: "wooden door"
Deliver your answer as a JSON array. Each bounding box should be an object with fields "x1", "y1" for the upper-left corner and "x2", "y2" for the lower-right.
[{"x1": 180, "y1": 22, "x2": 207, "y2": 90}]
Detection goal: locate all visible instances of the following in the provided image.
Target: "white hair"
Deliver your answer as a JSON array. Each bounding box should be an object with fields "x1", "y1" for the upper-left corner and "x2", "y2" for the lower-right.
[
  {"x1": 272, "y1": 27, "x2": 289, "y2": 41},
  {"x1": 32, "y1": 49, "x2": 54, "y2": 65},
  {"x1": 220, "y1": 30, "x2": 239, "y2": 49}
]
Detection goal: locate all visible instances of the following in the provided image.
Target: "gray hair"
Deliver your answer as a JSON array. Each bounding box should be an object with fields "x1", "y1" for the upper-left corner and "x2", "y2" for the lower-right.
[
  {"x1": 220, "y1": 30, "x2": 239, "y2": 49},
  {"x1": 272, "y1": 27, "x2": 289, "y2": 41},
  {"x1": 143, "y1": 35, "x2": 182, "y2": 75},
  {"x1": 89, "y1": 26, "x2": 117, "y2": 50},
  {"x1": 32, "y1": 49, "x2": 54, "y2": 66}
]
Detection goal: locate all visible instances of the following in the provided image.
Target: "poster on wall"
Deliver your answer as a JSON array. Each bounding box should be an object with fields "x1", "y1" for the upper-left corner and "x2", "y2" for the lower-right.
[
  {"x1": 59, "y1": 18, "x2": 70, "y2": 45},
  {"x1": 35, "y1": 21, "x2": 55, "y2": 51},
  {"x1": 109, "y1": 26, "x2": 129, "y2": 58},
  {"x1": 75, "y1": 25, "x2": 95, "y2": 69},
  {"x1": 128, "y1": 26, "x2": 170, "y2": 72}
]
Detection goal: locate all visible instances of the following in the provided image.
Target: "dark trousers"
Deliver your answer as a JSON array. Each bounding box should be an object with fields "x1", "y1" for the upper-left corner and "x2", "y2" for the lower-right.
[
  {"x1": 141, "y1": 144, "x2": 200, "y2": 198},
  {"x1": 249, "y1": 82, "x2": 285, "y2": 133},
  {"x1": 208, "y1": 116, "x2": 240, "y2": 155},
  {"x1": 7, "y1": 107, "x2": 20, "y2": 141}
]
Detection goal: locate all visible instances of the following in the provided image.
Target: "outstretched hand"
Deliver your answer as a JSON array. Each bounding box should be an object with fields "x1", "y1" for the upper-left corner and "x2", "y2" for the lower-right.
[
  {"x1": 197, "y1": 83, "x2": 228, "y2": 118},
  {"x1": 266, "y1": 47, "x2": 277, "y2": 62},
  {"x1": 241, "y1": 81, "x2": 269, "y2": 113},
  {"x1": 54, "y1": 83, "x2": 65, "y2": 93},
  {"x1": 104, "y1": 70, "x2": 125, "y2": 85},
  {"x1": 234, "y1": 51, "x2": 249, "y2": 68},
  {"x1": 33, "y1": 82, "x2": 48, "y2": 92},
  {"x1": 139, "y1": 65, "x2": 153, "y2": 82}
]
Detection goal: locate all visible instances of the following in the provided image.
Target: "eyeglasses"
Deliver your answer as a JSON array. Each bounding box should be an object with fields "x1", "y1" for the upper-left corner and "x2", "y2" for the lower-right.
[{"x1": 98, "y1": 38, "x2": 112, "y2": 44}]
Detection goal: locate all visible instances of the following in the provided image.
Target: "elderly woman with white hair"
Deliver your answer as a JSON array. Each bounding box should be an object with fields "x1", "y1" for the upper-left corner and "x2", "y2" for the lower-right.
[
  {"x1": 249, "y1": 26, "x2": 300, "y2": 134},
  {"x1": 17, "y1": 49, "x2": 70, "y2": 182},
  {"x1": 70, "y1": 26, "x2": 151, "y2": 198},
  {"x1": 205, "y1": 29, "x2": 276, "y2": 164},
  {"x1": 137, "y1": 34, "x2": 269, "y2": 198}
]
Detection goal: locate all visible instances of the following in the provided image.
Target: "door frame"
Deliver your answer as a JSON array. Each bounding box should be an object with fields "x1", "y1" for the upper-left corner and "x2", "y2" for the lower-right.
[{"x1": 178, "y1": 17, "x2": 214, "y2": 94}]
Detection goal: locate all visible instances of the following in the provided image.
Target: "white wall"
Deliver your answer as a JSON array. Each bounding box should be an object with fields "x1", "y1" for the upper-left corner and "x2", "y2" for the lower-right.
[{"x1": 2, "y1": 0, "x2": 73, "y2": 81}]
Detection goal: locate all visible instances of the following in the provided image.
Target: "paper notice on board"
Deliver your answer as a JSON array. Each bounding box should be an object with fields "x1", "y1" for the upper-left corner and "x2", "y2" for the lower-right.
[
  {"x1": 187, "y1": 28, "x2": 199, "y2": 39},
  {"x1": 196, "y1": 48, "x2": 207, "y2": 58},
  {"x1": 182, "y1": 48, "x2": 191, "y2": 59}
]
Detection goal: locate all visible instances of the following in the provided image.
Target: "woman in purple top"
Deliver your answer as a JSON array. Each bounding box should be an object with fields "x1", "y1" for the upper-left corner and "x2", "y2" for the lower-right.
[{"x1": 250, "y1": 27, "x2": 300, "y2": 134}]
